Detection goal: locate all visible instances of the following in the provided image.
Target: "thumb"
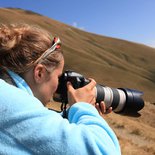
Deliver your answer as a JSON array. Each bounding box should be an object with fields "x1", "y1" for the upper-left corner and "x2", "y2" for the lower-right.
[{"x1": 67, "y1": 81, "x2": 75, "y2": 92}]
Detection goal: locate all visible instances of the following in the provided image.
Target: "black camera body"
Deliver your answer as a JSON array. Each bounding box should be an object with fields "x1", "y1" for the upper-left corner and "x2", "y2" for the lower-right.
[{"x1": 54, "y1": 70, "x2": 144, "y2": 113}]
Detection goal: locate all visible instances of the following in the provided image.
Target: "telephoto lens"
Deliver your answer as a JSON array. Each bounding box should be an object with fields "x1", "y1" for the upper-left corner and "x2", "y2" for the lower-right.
[
  {"x1": 54, "y1": 70, "x2": 144, "y2": 114},
  {"x1": 95, "y1": 85, "x2": 144, "y2": 113}
]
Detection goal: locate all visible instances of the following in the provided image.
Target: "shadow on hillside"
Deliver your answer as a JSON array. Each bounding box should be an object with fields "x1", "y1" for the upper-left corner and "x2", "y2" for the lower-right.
[
  {"x1": 6, "y1": 7, "x2": 43, "y2": 16},
  {"x1": 118, "y1": 111, "x2": 141, "y2": 117},
  {"x1": 24, "y1": 10, "x2": 43, "y2": 16}
]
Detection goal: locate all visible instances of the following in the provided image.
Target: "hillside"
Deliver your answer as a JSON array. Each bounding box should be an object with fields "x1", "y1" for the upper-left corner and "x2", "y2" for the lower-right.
[{"x1": 0, "y1": 8, "x2": 155, "y2": 155}]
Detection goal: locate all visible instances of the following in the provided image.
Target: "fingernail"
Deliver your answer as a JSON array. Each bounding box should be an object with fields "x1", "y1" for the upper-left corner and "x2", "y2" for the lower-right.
[
  {"x1": 96, "y1": 103, "x2": 99, "y2": 106},
  {"x1": 67, "y1": 81, "x2": 71, "y2": 85}
]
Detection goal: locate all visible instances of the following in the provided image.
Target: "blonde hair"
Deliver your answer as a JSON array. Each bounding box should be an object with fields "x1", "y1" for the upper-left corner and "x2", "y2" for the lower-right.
[{"x1": 0, "y1": 24, "x2": 63, "y2": 73}]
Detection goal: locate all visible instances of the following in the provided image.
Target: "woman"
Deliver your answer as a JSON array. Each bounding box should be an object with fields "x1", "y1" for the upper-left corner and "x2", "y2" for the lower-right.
[{"x1": 0, "y1": 24, "x2": 121, "y2": 155}]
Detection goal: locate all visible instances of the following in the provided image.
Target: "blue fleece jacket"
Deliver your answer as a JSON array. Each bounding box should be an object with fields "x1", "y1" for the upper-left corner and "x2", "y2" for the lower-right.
[{"x1": 0, "y1": 75, "x2": 121, "y2": 155}]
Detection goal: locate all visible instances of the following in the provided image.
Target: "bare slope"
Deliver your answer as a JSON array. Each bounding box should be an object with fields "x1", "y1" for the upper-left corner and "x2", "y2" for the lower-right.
[{"x1": 0, "y1": 8, "x2": 155, "y2": 155}]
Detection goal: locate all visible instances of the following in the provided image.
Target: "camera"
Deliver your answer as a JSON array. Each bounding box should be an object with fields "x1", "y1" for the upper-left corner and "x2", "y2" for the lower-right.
[{"x1": 54, "y1": 70, "x2": 144, "y2": 113}]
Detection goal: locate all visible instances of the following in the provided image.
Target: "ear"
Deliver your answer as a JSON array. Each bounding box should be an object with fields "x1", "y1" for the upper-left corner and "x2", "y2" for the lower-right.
[{"x1": 33, "y1": 64, "x2": 47, "y2": 83}]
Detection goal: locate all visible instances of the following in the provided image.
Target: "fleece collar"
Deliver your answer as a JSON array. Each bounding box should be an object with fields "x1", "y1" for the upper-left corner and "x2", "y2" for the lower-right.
[{"x1": 7, "y1": 70, "x2": 34, "y2": 96}]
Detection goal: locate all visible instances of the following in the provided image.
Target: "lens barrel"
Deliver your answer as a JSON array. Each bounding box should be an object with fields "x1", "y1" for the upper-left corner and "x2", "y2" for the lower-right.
[
  {"x1": 96, "y1": 84, "x2": 144, "y2": 113},
  {"x1": 118, "y1": 88, "x2": 144, "y2": 112}
]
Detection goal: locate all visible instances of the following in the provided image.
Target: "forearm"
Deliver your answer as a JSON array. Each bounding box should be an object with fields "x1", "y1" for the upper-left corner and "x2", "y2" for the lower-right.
[
  {"x1": 68, "y1": 102, "x2": 121, "y2": 154},
  {"x1": 14, "y1": 102, "x2": 120, "y2": 155}
]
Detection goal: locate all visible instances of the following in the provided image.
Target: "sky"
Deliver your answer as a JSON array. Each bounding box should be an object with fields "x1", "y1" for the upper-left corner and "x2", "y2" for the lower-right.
[{"x1": 0, "y1": 0, "x2": 155, "y2": 47}]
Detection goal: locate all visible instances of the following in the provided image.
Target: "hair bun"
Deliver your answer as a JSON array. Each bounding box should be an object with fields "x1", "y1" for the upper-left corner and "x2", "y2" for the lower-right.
[{"x1": 0, "y1": 25, "x2": 18, "y2": 54}]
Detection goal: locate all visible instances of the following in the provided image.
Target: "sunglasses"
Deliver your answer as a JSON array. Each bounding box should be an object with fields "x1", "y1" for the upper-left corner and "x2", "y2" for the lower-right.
[{"x1": 34, "y1": 37, "x2": 61, "y2": 64}]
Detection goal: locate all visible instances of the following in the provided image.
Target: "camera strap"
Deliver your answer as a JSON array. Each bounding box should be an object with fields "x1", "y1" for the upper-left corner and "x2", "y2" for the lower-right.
[{"x1": 61, "y1": 102, "x2": 68, "y2": 118}]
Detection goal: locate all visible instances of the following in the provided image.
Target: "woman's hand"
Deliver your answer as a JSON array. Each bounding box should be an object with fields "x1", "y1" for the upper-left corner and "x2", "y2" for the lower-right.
[
  {"x1": 95, "y1": 101, "x2": 112, "y2": 116},
  {"x1": 67, "y1": 78, "x2": 97, "y2": 106},
  {"x1": 67, "y1": 79, "x2": 112, "y2": 116}
]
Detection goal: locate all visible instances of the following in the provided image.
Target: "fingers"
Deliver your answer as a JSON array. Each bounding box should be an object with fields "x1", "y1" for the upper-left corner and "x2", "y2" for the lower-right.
[
  {"x1": 67, "y1": 78, "x2": 96, "y2": 91},
  {"x1": 100, "y1": 101, "x2": 106, "y2": 113},
  {"x1": 67, "y1": 82, "x2": 74, "y2": 92},
  {"x1": 95, "y1": 103, "x2": 102, "y2": 115},
  {"x1": 107, "y1": 107, "x2": 113, "y2": 113},
  {"x1": 66, "y1": 79, "x2": 96, "y2": 106},
  {"x1": 95, "y1": 101, "x2": 113, "y2": 115},
  {"x1": 87, "y1": 78, "x2": 96, "y2": 90}
]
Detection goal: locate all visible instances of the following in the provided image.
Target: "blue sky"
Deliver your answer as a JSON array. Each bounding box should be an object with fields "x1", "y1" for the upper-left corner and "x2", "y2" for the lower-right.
[{"x1": 0, "y1": 0, "x2": 155, "y2": 47}]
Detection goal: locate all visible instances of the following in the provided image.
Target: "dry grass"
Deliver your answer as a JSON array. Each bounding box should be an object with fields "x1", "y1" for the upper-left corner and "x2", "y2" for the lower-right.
[
  {"x1": 104, "y1": 102, "x2": 155, "y2": 155},
  {"x1": 0, "y1": 8, "x2": 155, "y2": 155}
]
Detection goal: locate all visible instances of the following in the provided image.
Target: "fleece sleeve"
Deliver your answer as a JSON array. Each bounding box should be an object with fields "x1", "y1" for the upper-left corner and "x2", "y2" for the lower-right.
[{"x1": 0, "y1": 80, "x2": 121, "y2": 155}]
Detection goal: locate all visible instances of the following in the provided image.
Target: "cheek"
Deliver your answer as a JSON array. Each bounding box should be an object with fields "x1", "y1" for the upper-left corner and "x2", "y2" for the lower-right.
[{"x1": 50, "y1": 77, "x2": 59, "y2": 94}]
